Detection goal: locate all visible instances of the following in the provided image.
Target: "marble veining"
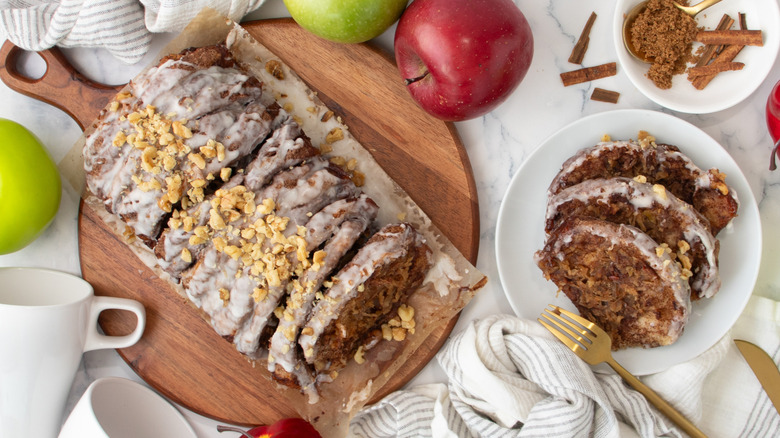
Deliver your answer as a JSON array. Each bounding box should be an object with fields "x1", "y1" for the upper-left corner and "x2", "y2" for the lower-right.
[{"x1": 0, "y1": 0, "x2": 778, "y2": 436}]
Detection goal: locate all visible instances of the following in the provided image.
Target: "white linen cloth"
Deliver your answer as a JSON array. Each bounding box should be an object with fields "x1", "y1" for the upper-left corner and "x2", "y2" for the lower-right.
[
  {"x1": 0, "y1": 0, "x2": 265, "y2": 64},
  {"x1": 351, "y1": 295, "x2": 780, "y2": 437}
]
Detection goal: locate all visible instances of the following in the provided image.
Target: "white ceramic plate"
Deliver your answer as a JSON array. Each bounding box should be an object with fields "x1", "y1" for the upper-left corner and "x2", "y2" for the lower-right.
[
  {"x1": 613, "y1": 0, "x2": 780, "y2": 113},
  {"x1": 495, "y1": 109, "x2": 761, "y2": 375}
]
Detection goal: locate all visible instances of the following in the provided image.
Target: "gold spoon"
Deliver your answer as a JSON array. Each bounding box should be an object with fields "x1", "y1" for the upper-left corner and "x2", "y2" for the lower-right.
[{"x1": 622, "y1": 0, "x2": 724, "y2": 63}]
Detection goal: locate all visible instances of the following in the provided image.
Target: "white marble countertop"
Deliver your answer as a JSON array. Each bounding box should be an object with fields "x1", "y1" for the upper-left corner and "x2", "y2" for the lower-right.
[{"x1": 1, "y1": 0, "x2": 779, "y2": 436}]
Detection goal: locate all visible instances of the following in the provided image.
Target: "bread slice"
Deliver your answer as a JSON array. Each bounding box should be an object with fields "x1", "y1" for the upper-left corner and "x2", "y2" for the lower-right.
[
  {"x1": 299, "y1": 223, "x2": 432, "y2": 374},
  {"x1": 547, "y1": 139, "x2": 738, "y2": 234},
  {"x1": 535, "y1": 217, "x2": 691, "y2": 349}
]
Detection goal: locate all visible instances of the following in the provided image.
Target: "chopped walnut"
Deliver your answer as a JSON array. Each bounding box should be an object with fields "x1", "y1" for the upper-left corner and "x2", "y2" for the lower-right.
[
  {"x1": 122, "y1": 225, "x2": 136, "y2": 243},
  {"x1": 257, "y1": 198, "x2": 275, "y2": 215},
  {"x1": 157, "y1": 193, "x2": 172, "y2": 213},
  {"x1": 112, "y1": 131, "x2": 127, "y2": 148},
  {"x1": 391, "y1": 327, "x2": 406, "y2": 341},
  {"x1": 652, "y1": 184, "x2": 667, "y2": 200},
  {"x1": 351, "y1": 171, "x2": 365, "y2": 187},
  {"x1": 678, "y1": 253, "x2": 692, "y2": 270},
  {"x1": 354, "y1": 345, "x2": 366, "y2": 364},
  {"x1": 188, "y1": 152, "x2": 206, "y2": 170},
  {"x1": 172, "y1": 120, "x2": 192, "y2": 139},
  {"x1": 116, "y1": 91, "x2": 132, "y2": 100},
  {"x1": 265, "y1": 59, "x2": 285, "y2": 80},
  {"x1": 219, "y1": 288, "x2": 230, "y2": 306},
  {"x1": 325, "y1": 127, "x2": 344, "y2": 144},
  {"x1": 162, "y1": 155, "x2": 177, "y2": 171},
  {"x1": 200, "y1": 144, "x2": 217, "y2": 158},
  {"x1": 141, "y1": 146, "x2": 158, "y2": 172},
  {"x1": 381, "y1": 324, "x2": 393, "y2": 341},
  {"x1": 398, "y1": 304, "x2": 414, "y2": 322}
]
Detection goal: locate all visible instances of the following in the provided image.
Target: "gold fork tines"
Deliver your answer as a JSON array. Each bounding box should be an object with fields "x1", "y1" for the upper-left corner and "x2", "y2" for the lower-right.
[
  {"x1": 539, "y1": 306, "x2": 594, "y2": 357},
  {"x1": 538, "y1": 305, "x2": 707, "y2": 438}
]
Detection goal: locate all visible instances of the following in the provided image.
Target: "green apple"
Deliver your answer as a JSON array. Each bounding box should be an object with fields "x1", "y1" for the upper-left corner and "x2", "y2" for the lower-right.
[
  {"x1": 284, "y1": 0, "x2": 407, "y2": 44},
  {"x1": 0, "y1": 119, "x2": 61, "y2": 254}
]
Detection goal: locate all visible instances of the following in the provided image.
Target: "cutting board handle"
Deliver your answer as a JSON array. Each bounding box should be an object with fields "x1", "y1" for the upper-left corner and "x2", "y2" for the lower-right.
[{"x1": 0, "y1": 40, "x2": 122, "y2": 130}]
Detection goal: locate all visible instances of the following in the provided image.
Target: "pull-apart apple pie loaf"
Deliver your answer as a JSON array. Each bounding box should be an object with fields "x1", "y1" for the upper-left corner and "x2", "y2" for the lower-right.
[{"x1": 83, "y1": 44, "x2": 435, "y2": 399}]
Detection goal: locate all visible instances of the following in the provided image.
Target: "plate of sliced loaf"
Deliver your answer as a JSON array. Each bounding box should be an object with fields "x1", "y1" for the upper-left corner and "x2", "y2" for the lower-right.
[{"x1": 496, "y1": 109, "x2": 761, "y2": 375}]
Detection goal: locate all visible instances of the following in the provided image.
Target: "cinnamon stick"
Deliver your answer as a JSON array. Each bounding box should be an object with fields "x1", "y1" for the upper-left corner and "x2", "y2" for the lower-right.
[
  {"x1": 690, "y1": 44, "x2": 744, "y2": 90},
  {"x1": 687, "y1": 62, "x2": 744, "y2": 77},
  {"x1": 695, "y1": 14, "x2": 734, "y2": 68},
  {"x1": 569, "y1": 12, "x2": 597, "y2": 64},
  {"x1": 590, "y1": 88, "x2": 620, "y2": 103},
  {"x1": 739, "y1": 12, "x2": 747, "y2": 30},
  {"x1": 560, "y1": 62, "x2": 617, "y2": 86},
  {"x1": 696, "y1": 30, "x2": 763, "y2": 46}
]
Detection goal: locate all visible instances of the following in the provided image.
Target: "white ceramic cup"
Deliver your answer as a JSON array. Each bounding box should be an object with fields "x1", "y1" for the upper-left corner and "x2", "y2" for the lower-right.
[
  {"x1": 58, "y1": 377, "x2": 196, "y2": 438},
  {"x1": 0, "y1": 267, "x2": 146, "y2": 438}
]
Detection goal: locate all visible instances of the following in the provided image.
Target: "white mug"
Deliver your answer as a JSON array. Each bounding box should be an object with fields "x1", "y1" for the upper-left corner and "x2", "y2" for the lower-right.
[
  {"x1": 59, "y1": 377, "x2": 196, "y2": 438},
  {"x1": 0, "y1": 267, "x2": 146, "y2": 438}
]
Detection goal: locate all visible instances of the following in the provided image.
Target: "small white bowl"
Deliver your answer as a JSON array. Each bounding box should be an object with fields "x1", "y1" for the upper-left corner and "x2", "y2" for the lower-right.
[
  {"x1": 614, "y1": 0, "x2": 780, "y2": 113},
  {"x1": 59, "y1": 377, "x2": 196, "y2": 438}
]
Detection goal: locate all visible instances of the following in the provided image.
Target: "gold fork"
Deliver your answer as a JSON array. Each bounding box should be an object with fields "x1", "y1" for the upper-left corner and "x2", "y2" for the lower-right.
[{"x1": 538, "y1": 305, "x2": 707, "y2": 438}]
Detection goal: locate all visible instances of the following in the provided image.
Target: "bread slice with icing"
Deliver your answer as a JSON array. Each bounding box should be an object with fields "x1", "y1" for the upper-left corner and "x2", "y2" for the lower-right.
[{"x1": 535, "y1": 217, "x2": 691, "y2": 349}]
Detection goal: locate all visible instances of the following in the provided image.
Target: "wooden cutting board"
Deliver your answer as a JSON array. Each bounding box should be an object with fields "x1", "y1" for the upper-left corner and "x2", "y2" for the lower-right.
[{"x1": 0, "y1": 19, "x2": 479, "y2": 426}]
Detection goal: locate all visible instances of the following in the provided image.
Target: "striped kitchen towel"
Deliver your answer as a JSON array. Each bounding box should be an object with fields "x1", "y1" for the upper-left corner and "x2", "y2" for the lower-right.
[
  {"x1": 0, "y1": 0, "x2": 265, "y2": 64},
  {"x1": 351, "y1": 295, "x2": 779, "y2": 437}
]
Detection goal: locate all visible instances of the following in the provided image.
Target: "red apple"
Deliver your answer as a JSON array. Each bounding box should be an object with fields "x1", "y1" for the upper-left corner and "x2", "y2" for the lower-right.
[
  {"x1": 217, "y1": 418, "x2": 321, "y2": 438},
  {"x1": 394, "y1": 0, "x2": 534, "y2": 121}
]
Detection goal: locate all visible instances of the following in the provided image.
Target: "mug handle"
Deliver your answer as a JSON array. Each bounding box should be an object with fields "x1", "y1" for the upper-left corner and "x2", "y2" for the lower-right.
[{"x1": 84, "y1": 296, "x2": 146, "y2": 352}]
